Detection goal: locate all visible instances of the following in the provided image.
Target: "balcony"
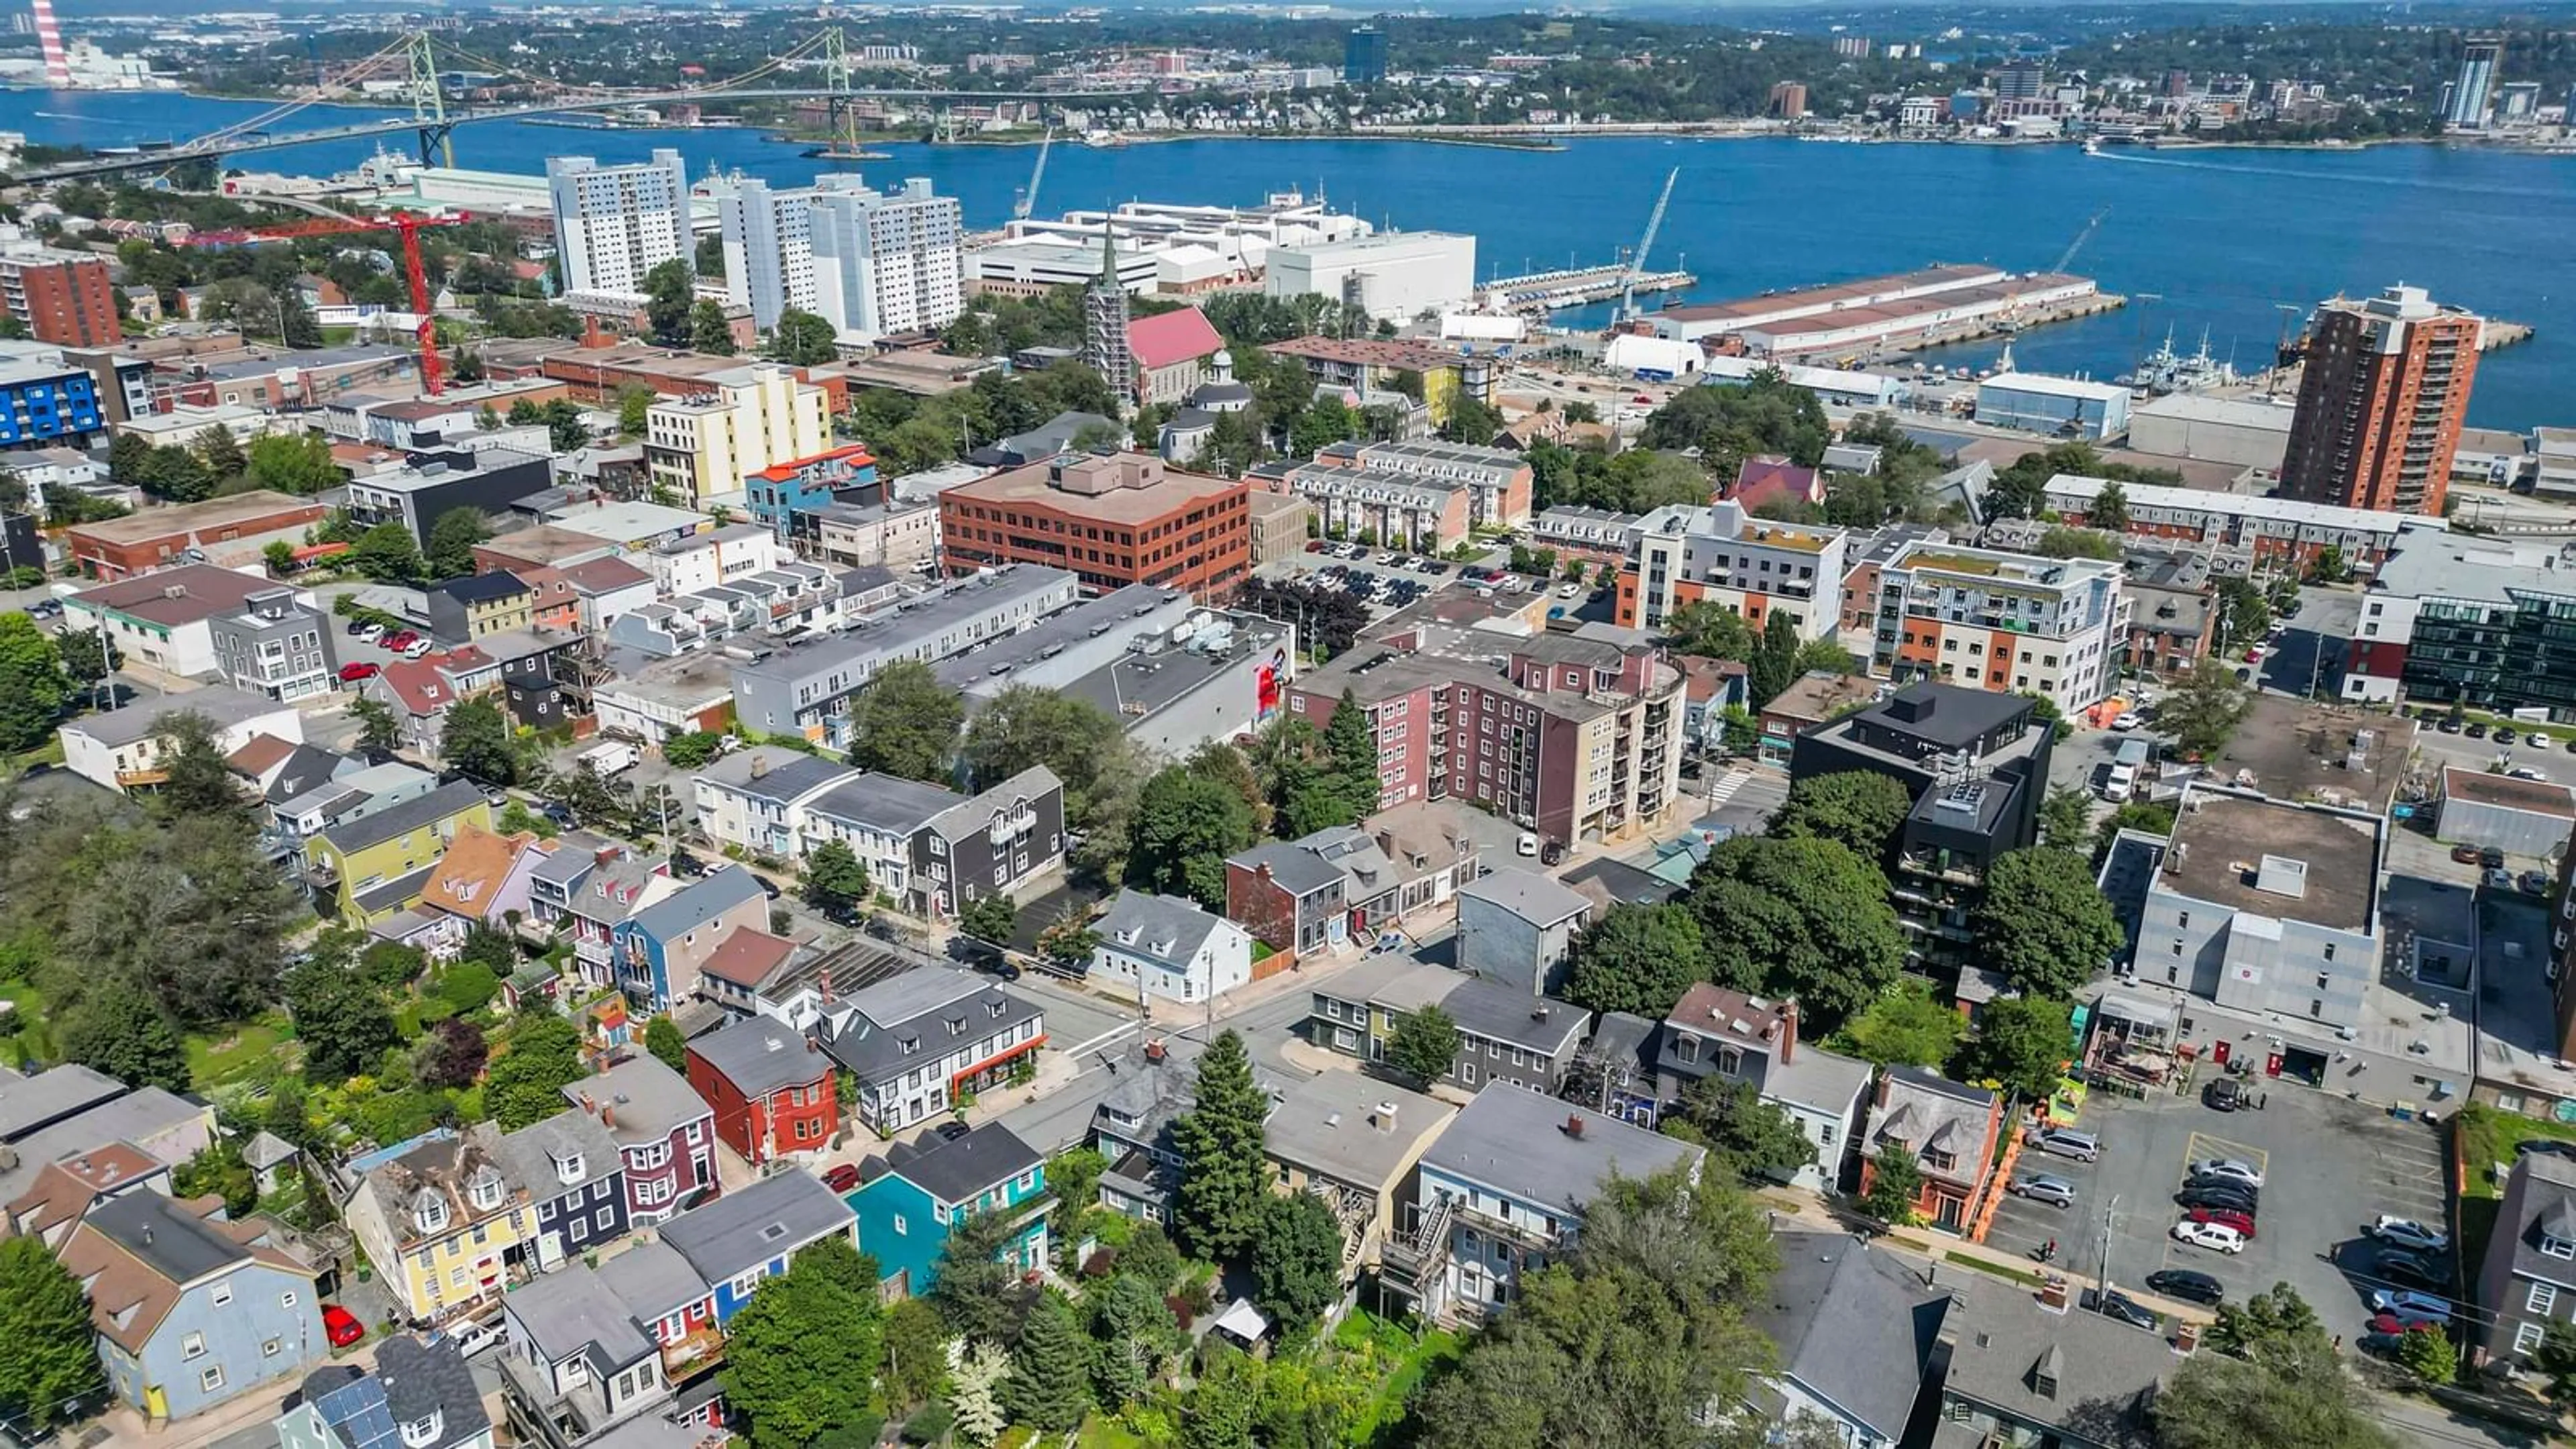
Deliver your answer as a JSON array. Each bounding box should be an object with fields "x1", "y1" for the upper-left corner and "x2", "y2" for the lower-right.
[
  {"x1": 1452, "y1": 1198, "x2": 1562, "y2": 1254},
  {"x1": 661, "y1": 1322, "x2": 724, "y2": 1377},
  {"x1": 116, "y1": 766, "x2": 171, "y2": 789},
  {"x1": 573, "y1": 935, "x2": 616, "y2": 967}
]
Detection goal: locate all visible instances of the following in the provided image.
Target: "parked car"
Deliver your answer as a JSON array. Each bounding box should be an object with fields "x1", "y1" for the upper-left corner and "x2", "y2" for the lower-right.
[
  {"x1": 2110, "y1": 710, "x2": 2142, "y2": 732},
  {"x1": 2375, "y1": 1249, "x2": 2448, "y2": 1291},
  {"x1": 2518, "y1": 1139, "x2": 2576, "y2": 1162},
  {"x1": 2009, "y1": 1173, "x2": 2076, "y2": 1208},
  {"x1": 2369, "y1": 1289, "x2": 2452, "y2": 1326},
  {"x1": 2187, "y1": 1207, "x2": 2257, "y2": 1238},
  {"x1": 381, "y1": 629, "x2": 417, "y2": 650},
  {"x1": 2033, "y1": 1128, "x2": 2100, "y2": 1163},
  {"x1": 338, "y1": 661, "x2": 380, "y2": 682},
  {"x1": 2080, "y1": 1288, "x2": 2159, "y2": 1332},
  {"x1": 820, "y1": 1163, "x2": 862, "y2": 1193},
  {"x1": 2369, "y1": 1218, "x2": 2449, "y2": 1254},
  {"x1": 2435, "y1": 716, "x2": 2463, "y2": 733},
  {"x1": 2523, "y1": 871, "x2": 2553, "y2": 894},
  {"x1": 1517, "y1": 832, "x2": 1540, "y2": 858},
  {"x1": 402, "y1": 639, "x2": 434, "y2": 660},
  {"x1": 2497, "y1": 726, "x2": 2520, "y2": 745},
  {"x1": 444, "y1": 1317, "x2": 506, "y2": 1360},
  {"x1": 2171, "y1": 1220, "x2": 2247, "y2": 1254},
  {"x1": 323, "y1": 1304, "x2": 366, "y2": 1348},
  {"x1": 2467, "y1": 721, "x2": 2489, "y2": 739},
  {"x1": 2145, "y1": 1269, "x2": 2225, "y2": 1306},
  {"x1": 2512, "y1": 767, "x2": 2552, "y2": 783},
  {"x1": 2177, "y1": 1185, "x2": 2259, "y2": 1214},
  {"x1": 2183, "y1": 1172, "x2": 2259, "y2": 1201},
  {"x1": 2202, "y1": 1078, "x2": 2244, "y2": 1112},
  {"x1": 2188, "y1": 1157, "x2": 2265, "y2": 1187},
  {"x1": 934, "y1": 1120, "x2": 972, "y2": 1142},
  {"x1": 2451, "y1": 843, "x2": 2484, "y2": 864},
  {"x1": 2483, "y1": 846, "x2": 2508, "y2": 869}
]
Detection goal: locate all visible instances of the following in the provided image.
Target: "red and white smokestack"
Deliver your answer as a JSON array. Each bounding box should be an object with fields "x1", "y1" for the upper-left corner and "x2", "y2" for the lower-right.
[{"x1": 31, "y1": 0, "x2": 68, "y2": 88}]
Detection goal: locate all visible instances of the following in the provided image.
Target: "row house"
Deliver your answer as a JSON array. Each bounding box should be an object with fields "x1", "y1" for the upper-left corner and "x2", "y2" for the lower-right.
[
  {"x1": 563, "y1": 1056, "x2": 716, "y2": 1228},
  {"x1": 341, "y1": 1125, "x2": 532, "y2": 1326},
  {"x1": 609, "y1": 865, "x2": 771, "y2": 1011},
  {"x1": 1862, "y1": 1066, "x2": 2006, "y2": 1236},
  {"x1": 1303, "y1": 952, "x2": 1588, "y2": 1093},
  {"x1": 849, "y1": 1124, "x2": 1051, "y2": 1298},
  {"x1": 1648, "y1": 983, "x2": 1872, "y2": 1193},
  {"x1": 802, "y1": 968, "x2": 1046, "y2": 1133},
  {"x1": 64, "y1": 1192, "x2": 325, "y2": 1422},
  {"x1": 1088, "y1": 889, "x2": 1254, "y2": 1006},
  {"x1": 1224, "y1": 802, "x2": 1483, "y2": 963},
  {"x1": 683, "y1": 1014, "x2": 840, "y2": 1166},
  {"x1": 541, "y1": 848, "x2": 674, "y2": 993},
  {"x1": 690, "y1": 749, "x2": 858, "y2": 862},
  {"x1": 1273, "y1": 464, "x2": 1470, "y2": 553},
  {"x1": 488, "y1": 1109, "x2": 631, "y2": 1273},
  {"x1": 2041, "y1": 472, "x2": 2422, "y2": 574}
]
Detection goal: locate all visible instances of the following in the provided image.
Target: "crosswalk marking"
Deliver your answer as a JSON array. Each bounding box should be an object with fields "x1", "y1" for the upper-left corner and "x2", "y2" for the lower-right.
[{"x1": 1705, "y1": 770, "x2": 1750, "y2": 807}]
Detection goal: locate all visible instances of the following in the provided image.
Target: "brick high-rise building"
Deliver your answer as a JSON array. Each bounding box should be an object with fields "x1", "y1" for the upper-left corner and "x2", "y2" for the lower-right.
[
  {"x1": 2279, "y1": 284, "x2": 2481, "y2": 516},
  {"x1": 0, "y1": 245, "x2": 120, "y2": 347}
]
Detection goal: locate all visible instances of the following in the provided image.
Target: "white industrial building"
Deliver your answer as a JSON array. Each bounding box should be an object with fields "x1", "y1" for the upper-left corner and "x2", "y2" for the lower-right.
[
  {"x1": 1004, "y1": 191, "x2": 1369, "y2": 274},
  {"x1": 547, "y1": 150, "x2": 690, "y2": 305},
  {"x1": 969, "y1": 238, "x2": 1158, "y2": 298},
  {"x1": 1265, "y1": 231, "x2": 1477, "y2": 323},
  {"x1": 1701, "y1": 356, "x2": 1910, "y2": 409},
  {"x1": 809, "y1": 176, "x2": 966, "y2": 344},
  {"x1": 2127, "y1": 394, "x2": 2297, "y2": 470},
  {"x1": 1974, "y1": 372, "x2": 2133, "y2": 441}
]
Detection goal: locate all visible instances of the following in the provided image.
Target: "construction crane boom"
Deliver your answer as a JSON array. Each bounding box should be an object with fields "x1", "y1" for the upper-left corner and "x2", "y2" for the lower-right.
[
  {"x1": 1620, "y1": 166, "x2": 1679, "y2": 321},
  {"x1": 185, "y1": 212, "x2": 464, "y2": 394},
  {"x1": 1012, "y1": 127, "x2": 1055, "y2": 223}
]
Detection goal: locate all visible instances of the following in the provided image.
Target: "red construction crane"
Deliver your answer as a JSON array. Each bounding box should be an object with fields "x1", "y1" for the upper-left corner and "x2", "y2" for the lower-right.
[{"x1": 184, "y1": 212, "x2": 464, "y2": 394}]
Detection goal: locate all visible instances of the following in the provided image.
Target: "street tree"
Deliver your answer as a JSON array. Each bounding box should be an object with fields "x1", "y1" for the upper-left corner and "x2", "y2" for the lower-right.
[
  {"x1": 1170, "y1": 1030, "x2": 1269, "y2": 1263},
  {"x1": 58, "y1": 992, "x2": 189, "y2": 1093},
  {"x1": 1564, "y1": 902, "x2": 1709, "y2": 1017},
  {"x1": 2153, "y1": 1342, "x2": 2396, "y2": 1449},
  {"x1": 802, "y1": 839, "x2": 871, "y2": 916},
  {"x1": 349, "y1": 695, "x2": 402, "y2": 752},
  {"x1": 1860, "y1": 1144, "x2": 1924, "y2": 1225},
  {"x1": 440, "y1": 699, "x2": 520, "y2": 788},
  {"x1": 1748, "y1": 610, "x2": 1802, "y2": 707},
  {"x1": 1972, "y1": 849, "x2": 2124, "y2": 998},
  {"x1": 1000, "y1": 1291, "x2": 1091, "y2": 1432},
  {"x1": 957, "y1": 894, "x2": 1017, "y2": 947},
  {"x1": 425, "y1": 507, "x2": 492, "y2": 579},
  {"x1": 2038, "y1": 785, "x2": 2096, "y2": 851},
  {"x1": 1949, "y1": 994, "x2": 2074, "y2": 1102},
  {"x1": 845, "y1": 659, "x2": 961, "y2": 782},
  {"x1": 1251, "y1": 1190, "x2": 1346, "y2": 1322},
  {"x1": 0, "y1": 1238, "x2": 105, "y2": 1431},
  {"x1": 1128, "y1": 765, "x2": 1257, "y2": 911},
  {"x1": 2210, "y1": 1282, "x2": 2329, "y2": 1364},
  {"x1": 1385, "y1": 1004, "x2": 1459, "y2": 1085},
  {"x1": 1769, "y1": 770, "x2": 1914, "y2": 864},
  {"x1": 1688, "y1": 835, "x2": 1904, "y2": 1024},
  {"x1": 2163, "y1": 657, "x2": 2254, "y2": 757}
]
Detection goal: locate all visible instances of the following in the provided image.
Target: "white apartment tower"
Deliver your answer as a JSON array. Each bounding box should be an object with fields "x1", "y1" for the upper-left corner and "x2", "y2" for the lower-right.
[
  {"x1": 717, "y1": 177, "x2": 820, "y2": 331},
  {"x1": 807, "y1": 175, "x2": 965, "y2": 344},
  {"x1": 548, "y1": 150, "x2": 690, "y2": 304}
]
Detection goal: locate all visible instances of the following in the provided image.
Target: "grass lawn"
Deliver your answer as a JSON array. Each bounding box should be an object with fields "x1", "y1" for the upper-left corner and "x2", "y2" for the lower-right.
[
  {"x1": 2453, "y1": 1105, "x2": 2576, "y2": 1276},
  {"x1": 1336, "y1": 1311, "x2": 1462, "y2": 1444},
  {"x1": 187, "y1": 1011, "x2": 295, "y2": 1091},
  {"x1": 1074, "y1": 1417, "x2": 1155, "y2": 1449},
  {"x1": 0, "y1": 975, "x2": 52, "y2": 1067},
  {"x1": 5, "y1": 736, "x2": 64, "y2": 774}
]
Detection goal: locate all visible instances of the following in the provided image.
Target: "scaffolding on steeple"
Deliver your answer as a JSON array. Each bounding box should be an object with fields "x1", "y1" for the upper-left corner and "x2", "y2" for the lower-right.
[{"x1": 1081, "y1": 216, "x2": 1137, "y2": 413}]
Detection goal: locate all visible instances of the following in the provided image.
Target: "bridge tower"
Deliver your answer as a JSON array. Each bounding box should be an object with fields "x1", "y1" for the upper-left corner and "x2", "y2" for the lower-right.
[
  {"x1": 405, "y1": 30, "x2": 456, "y2": 167},
  {"x1": 818, "y1": 27, "x2": 860, "y2": 156}
]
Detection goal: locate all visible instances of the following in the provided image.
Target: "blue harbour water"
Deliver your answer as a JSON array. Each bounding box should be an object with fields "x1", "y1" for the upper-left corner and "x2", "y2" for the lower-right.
[{"x1": 7, "y1": 89, "x2": 2571, "y2": 430}]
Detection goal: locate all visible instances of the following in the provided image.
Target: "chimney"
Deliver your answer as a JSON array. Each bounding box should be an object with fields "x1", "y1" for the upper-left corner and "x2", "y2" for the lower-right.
[
  {"x1": 751, "y1": 754, "x2": 769, "y2": 780},
  {"x1": 579, "y1": 1091, "x2": 598, "y2": 1116},
  {"x1": 1874, "y1": 1073, "x2": 1894, "y2": 1110},
  {"x1": 1372, "y1": 1101, "x2": 1399, "y2": 1132},
  {"x1": 1779, "y1": 1000, "x2": 1799, "y2": 1064},
  {"x1": 1562, "y1": 1114, "x2": 1586, "y2": 1138},
  {"x1": 1144, "y1": 1038, "x2": 1167, "y2": 1063},
  {"x1": 2174, "y1": 1320, "x2": 2202, "y2": 1356},
  {"x1": 601, "y1": 1104, "x2": 615, "y2": 1130},
  {"x1": 818, "y1": 965, "x2": 833, "y2": 1002}
]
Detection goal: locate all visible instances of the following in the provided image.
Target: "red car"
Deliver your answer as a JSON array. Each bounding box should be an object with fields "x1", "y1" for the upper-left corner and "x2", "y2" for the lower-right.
[
  {"x1": 339, "y1": 661, "x2": 380, "y2": 683},
  {"x1": 382, "y1": 631, "x2": 418, "y2": 650},
  {"x1": 323, "y1": 1304, "x2": 364, "y2": 1348},
  {"x1": 820, "y1": 1163, "x2": 861, "y2": 1193},
  {"x1": 1305, "y1": 539, "x2": 1326, "y2": 553},
  {"x1": 2188, "y1": 1206, "x2": 2256, "y2": 1238}
]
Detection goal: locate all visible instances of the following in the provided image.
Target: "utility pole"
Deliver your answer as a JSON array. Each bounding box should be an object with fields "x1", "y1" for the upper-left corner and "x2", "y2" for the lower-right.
[{"x1": 2094, "y1": 1192, "x2": 2120, "y2": 1314}]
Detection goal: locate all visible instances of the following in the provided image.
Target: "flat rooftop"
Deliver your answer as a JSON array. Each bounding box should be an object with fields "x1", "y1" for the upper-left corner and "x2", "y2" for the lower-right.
[
  {"x1": 2443, "y1": 766, "x2": 2576, "y2": 819},
  {"x1": 2158, "y1": 788, "x2": 2381, "y2": 934},
  {"x1": 944, "y1": 458, "x2": 1240, "y2": 527},
  {"x1": 1659, "y1": 263, "x2": 2002, "y2": 323},
  {"x1": 68, "y1": 490, "x2": 315, "y2": 544},
  {"x1": 2207, "y1": 696, "x2": 2414, "y2": 814}
]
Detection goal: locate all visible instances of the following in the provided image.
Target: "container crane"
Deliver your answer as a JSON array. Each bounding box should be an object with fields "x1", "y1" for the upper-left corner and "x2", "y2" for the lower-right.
[
  {"x1": 1012, "y1": 127, "x2": 1055, "y2": 223},
  {"x1": 184, "y1": 211, "x2": 464, "y2": 394},
  {"x1": 1619, "y1": 167, "x2": 1679, "y2": 323}
]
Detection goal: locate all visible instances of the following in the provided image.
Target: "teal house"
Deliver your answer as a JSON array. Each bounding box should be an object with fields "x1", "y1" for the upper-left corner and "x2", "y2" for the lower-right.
[{"x1": 850, "y1": 1122, "x2": 1051, "y2": 1297}]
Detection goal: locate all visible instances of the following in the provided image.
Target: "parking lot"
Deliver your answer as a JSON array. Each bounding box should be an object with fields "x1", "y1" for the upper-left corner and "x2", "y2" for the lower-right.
[{"x1": 1986, "y1": 1081, "x2": 2451, "y2": 1340}]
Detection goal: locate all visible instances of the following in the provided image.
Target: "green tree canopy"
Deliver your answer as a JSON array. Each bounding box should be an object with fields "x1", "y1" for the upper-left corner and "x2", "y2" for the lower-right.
[
  {"x1": 1662, "y1": 1076, "x2": 1817, "y2": 1183},
  {"x1": 689, "y1": 297, "x2": 737, "y2": 356},
  {"x1": 1250, "y1": 1190, "x2": 1346, "y2": 1322},
  {"x1": 1830, "y1": 981, "x2": 1963, "y2": 1068},
  {"x1": 440, "y1": 698, "x2": 521, "y2": 787},
  {"x1": 350, "y1": 521, "x2": 424, "y2": 583},
  {"x1": 425, "y1": 506, "x2": 492, "y2": 579},
  {"x1": 643, "y1": 1015, "x2": 687, "y2": 1072},
  {"x1": 802, "y1": 839, "x2": 871, "y2": 915},
  {"x1": 349, "y1": 695, "x2": 402, "y2": 752},
  {"x1": 0, "y1": 1238, "x2": 105, "y2": 1430},
  {"x1": 1128, "y1": 765, "x2": 1257, "y2": 911},
  {"x1": 846, "y1": 659, "x2": 962, "y2": 782},
  {"x1": 928, "y1": 1201, "x2": 1032, "y2": 1346},
  {"x1": 1861, "y1": 1144, "x2": 1923, "y2": 1225},
  {"x1": 766, "y1": 308, "x2": 840, "y2": 367},
  {"x1": 2038, "y1": 785, "x2": 2096, "y2": 850},
  {"x1": 720, "y1": 1243, "x2": 885, "y2": 1448},
  {"x1": 1972, "y1": 849, "x2": 2125, "y2": 998},
  {"x1": 58, "y1": 991, "x2": 190, "y2": 1093},
  {"x1": 1564, "y1": 902, "x2": 1709, "y2": 1017},
  {"x1": 1385, "y1": 1004, "x2": 1459, "y2": 1085},
  {"x1": 243, "y1": 431, "x2": 343, "y2": 494},
  {"x1": 1951, "y1": 994, "x2": 2073, "y2": 1102},
  {"x1": 0, "y1": 613, "x2": 70, "y2": 753},
  {"x1": 284, "y1": 953, "x2": 399, "y2": 1083},
  {"x1": 1768, "y1": 769, "x2": 1914, "y2": 864},
  {"x1": 1000, "y1": 1290, "x2": 1091, "y2": 1432},
  {"x1": 1688, "y1": 835, "x2": 1904, "y2": 1025},
  {"x1": 1169, "y1": 1030, "x2": 1269, "y2": 1263},
  {"x1": 486, "y1": 1013, "x2": 586, "y2": 1130},
  {"x1": 1087, "y1": 1271, "x2": 1179, "y2": 1407},
  {"x1": 643, "y1": 258, "x2": 694, "y2": 346},
  {"x1": 2163, "y1": 657, "x2": 2254, "y2": 757},
  {"x1": 957, "y1": 894, "x2": 1016, "y2": 947}
]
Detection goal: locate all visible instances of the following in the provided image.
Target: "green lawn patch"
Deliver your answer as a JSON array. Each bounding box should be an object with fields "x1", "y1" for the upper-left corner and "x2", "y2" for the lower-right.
[
  {"x1": 2452, "y1": 1105, "x2": 2575, "y2": 1279},
  {"x1": 0, "y1": 975, "x2": 52, "y2": 1067},
  {"x1": 186, "y1": 1011, "x2": 294, "y2": 1090}
]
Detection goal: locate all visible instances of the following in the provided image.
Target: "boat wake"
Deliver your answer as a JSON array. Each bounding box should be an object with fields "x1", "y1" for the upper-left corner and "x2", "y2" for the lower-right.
[{"x1": 2087, "y1": 146, "x2": 2559, "y2": 201}]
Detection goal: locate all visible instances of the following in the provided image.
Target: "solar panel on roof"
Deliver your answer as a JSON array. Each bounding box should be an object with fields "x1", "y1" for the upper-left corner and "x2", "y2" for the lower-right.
[{"x1": 318, "y1": 1375, "x2": 398, "y2": 1449}]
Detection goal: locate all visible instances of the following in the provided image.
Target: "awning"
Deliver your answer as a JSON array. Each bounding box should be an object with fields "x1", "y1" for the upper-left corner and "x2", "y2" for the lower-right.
[{"x1": 2096, "y1": 989, "x2": 2180, "y2": 1032}]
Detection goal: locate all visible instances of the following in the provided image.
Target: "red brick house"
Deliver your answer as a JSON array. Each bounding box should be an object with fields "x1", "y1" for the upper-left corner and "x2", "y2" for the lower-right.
[
  {"x1": 685, "y1": 1014, "x2": 839, "y2": 1165},
  {"x1": 1862, "y1": 1065, "x2": 2006, "y2": 1236}
]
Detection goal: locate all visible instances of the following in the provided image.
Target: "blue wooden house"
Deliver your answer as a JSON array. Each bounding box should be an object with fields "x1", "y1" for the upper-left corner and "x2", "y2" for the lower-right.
[{"x1": 849, "y1": 1124, "x2": 1049, "y2": 1297}]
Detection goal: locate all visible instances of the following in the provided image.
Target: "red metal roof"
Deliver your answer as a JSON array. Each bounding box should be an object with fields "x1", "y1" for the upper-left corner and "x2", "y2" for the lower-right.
[{"x1": 1127, "y1": 306, "x2": 1224, "y2": 372}]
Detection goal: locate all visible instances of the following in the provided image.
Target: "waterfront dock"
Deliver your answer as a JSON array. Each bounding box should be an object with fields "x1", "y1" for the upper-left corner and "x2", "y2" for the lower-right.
[{"x1": 1486, "y1": 263, "x2": 1694, "y2": 312}]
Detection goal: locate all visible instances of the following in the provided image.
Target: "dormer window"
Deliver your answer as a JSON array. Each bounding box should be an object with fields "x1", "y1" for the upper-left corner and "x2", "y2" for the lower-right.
[
  {"x1": 414, "y1": 1193, "x2": 449, "y2": 1235},
  {"x1": 556, "y1": 1152, "x2": 586, "y2": 1187},
  {"x1": 468, "y1": 1170, "x2": 505, "y2": 1212},
  {"x1": 2544, "y1": 1235, "x2": 2576, "y2": 1260},
  {"x1": 400, "y1": 1413, "x2": 443, "y2": 1448}
]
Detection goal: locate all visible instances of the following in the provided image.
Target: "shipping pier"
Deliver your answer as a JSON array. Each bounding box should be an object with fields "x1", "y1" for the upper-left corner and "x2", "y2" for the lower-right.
[{"x1": 1485, "y1": 262, "x2": 1695, "y2": 313}]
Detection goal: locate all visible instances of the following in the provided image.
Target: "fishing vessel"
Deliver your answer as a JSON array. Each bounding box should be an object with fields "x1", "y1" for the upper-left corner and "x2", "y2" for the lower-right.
[{"x1": 2116, "y1": 326, "x2": 2244, "y2": 396}]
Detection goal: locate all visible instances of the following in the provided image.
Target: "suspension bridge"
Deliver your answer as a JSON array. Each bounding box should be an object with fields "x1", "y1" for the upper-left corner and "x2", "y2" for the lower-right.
[{"x1": 23, "y1": 28, "x2": 1149, "y2": 182}]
